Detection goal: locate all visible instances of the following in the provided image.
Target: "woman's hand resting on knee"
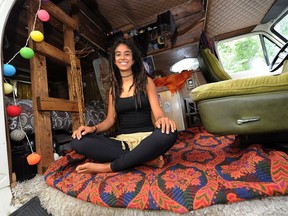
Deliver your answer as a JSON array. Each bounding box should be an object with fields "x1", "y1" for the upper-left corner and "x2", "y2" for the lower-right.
[
  {"x1": 72, "y1": 125, "x2": 96, "y2": 140},
  {"x1": 155, "y1": 117, "x2": 176, "y2": 134}
]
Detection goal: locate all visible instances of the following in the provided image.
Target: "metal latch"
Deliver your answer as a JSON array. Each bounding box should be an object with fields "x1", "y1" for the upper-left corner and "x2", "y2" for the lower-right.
[{"x1": 236, "y1": 117, "x2": 260, "y2": 125}]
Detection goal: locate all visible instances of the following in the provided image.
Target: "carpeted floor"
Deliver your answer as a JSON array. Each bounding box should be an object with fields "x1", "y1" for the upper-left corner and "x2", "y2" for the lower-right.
[
  {"x1": 11, "y1": 127, "x2": 288, "y2": 215},
  {"x1": 11, "y1": 175, "x2": 288, "y2": 216}
]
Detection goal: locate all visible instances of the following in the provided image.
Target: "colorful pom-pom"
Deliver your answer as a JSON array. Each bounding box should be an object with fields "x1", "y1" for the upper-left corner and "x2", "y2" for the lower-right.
[
  {"x1": 30, "y1": 30, "x2": 44, "y2": 42},
  {"x1": 20, "y1": 47, "x2": 35, "y2": 59},
  {"x1": 10, "y1": 129, "x2": 26, "y2": 141},
  {"x1": 6, "y1": 105, "x2": 22, "y2": 117},
  {"x1": 54, "y1": 153, "x2": 60, "y2": 161},
  {"x1": 4, "y1": 83, "x2": 13, "y2": 95},
  {"x1": 27, "y1": 153, "x2": 41, "y2": 165},
  {"x1": 4, "y1": 64, "x2": 16, "y2": 77},
  {"x1": 37, "y1": 9, "x2": 50, "y2": 22}
]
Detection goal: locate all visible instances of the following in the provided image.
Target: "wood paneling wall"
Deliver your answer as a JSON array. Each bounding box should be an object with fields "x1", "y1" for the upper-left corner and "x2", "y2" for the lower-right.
[{"x1": 152, "y1": 43, "x2": 199, "y2": 74}]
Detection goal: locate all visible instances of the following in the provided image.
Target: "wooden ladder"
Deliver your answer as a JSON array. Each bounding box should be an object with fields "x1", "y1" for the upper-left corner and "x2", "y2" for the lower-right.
[{"x1": 27, "y1": 0, "x2": 84, "y2": 174}]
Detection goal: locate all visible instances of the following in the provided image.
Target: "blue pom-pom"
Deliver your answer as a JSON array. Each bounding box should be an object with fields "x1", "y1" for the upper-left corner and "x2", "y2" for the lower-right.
[{"x1": 4, "y1": 64, "x2": 16, "y2": 77}]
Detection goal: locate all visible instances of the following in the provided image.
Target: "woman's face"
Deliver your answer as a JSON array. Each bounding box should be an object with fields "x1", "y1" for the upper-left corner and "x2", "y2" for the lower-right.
[{"x1": 114, "y1": 44, "x2": 134, "y2": 72}]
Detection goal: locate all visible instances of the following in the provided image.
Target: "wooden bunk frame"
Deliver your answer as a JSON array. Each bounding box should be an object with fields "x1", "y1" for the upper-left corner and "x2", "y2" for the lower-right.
[{"x1": 27, "y1": 0, "x2": 83, "y2": 174}]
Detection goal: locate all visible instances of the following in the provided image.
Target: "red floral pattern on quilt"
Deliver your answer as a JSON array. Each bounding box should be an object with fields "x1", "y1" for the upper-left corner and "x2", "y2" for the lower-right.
[{"x1": 44, "y1": 127, "x2": 288, "y2": 213}]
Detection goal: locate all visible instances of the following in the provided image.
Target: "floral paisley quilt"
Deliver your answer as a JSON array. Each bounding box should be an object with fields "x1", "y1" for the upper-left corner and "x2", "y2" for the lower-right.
[{"x1": 44, "y1": 127, "x2": 288, "y2": 214}]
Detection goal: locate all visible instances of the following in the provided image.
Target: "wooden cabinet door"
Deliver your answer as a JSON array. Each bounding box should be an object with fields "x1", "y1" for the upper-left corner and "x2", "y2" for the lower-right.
[{"x1": 157, "y1": 88, "x2": 186, "y2": 130}]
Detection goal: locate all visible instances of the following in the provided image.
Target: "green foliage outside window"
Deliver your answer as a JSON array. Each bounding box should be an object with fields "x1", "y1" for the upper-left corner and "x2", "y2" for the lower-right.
[
  {"x1": 217, "y1": 35, "x2": 264, "y2": 73},
  {"x1": 216, "y1": 12, "x2": 287, "y2": 77}
]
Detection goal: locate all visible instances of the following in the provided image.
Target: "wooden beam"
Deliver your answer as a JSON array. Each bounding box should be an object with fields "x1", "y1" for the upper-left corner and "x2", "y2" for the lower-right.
[
  {"x1": 177, "y1": 17, "x2": 205, "y2": 36},
  {"x1": 78, "y1": 14, "x2": 106, "y2": 52},
  {"x1": 64, "y1": 8, "x2": 82, "y2": 130},
  {"x1": 214, "y1": 26, "x2": 256, "y2": 41},
  {"x1": 34, "y1": 42, "x2": 70, "y2": 66},
  {"x1": 34, "y1": 41, "x2": 80, "y2": 67},
  {"x1": 41, "y1": 1, "x2": 78, "y2": 31},
  {"x1": 77, "y1": 0, "x2": 111, "y2": 32},
  {"x1": 28, "y1": 0, "x2": 54, "y2": 174},
  {"x1": 37, "y1": 96, "x2": 79, "y2": 112},
  {"x1": 5, "y1": 115, "x2": 13, "y2": 186}
]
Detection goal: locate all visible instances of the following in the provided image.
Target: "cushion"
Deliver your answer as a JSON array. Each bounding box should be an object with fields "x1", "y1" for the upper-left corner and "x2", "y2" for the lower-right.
[
  {"x1": 197, "y1": 91, "x2": 288, "y2": 134},
  {"x1": 283, "y1": 60, "x2": 288, "y2": 73},
  {"x1": 190, "y1": 72, "x2": 288, "y2": 102},
  {"x1": 202, "y1": 48, "x2": 231, "y2": 81}
]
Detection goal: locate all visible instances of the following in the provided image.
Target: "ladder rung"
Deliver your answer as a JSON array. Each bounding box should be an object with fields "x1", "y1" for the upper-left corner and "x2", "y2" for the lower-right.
[
  {"x1": 34, "y1": 42, "x2": 80, "y2": 66},
  {"x1": 37, "y1": 96, "x2": 79, "y2": 112}
]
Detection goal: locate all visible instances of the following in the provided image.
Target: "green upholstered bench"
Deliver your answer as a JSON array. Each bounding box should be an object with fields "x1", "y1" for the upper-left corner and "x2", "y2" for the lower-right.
[{"x1": 190, "y1": 60, "x2": 288, "y2": 135}]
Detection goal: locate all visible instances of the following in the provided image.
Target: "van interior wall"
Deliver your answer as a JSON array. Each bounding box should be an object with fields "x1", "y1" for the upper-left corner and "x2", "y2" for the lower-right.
[
  {"x1": 3, "y1": 0, "x2": 203, "y2": 179},
  {"x1": 4, "y1": 0, "x2": 205, "y2": 76}
]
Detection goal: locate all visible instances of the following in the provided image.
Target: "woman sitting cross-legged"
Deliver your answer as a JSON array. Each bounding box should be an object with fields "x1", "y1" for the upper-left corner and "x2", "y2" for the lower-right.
[{"x1": 71, "y1": 38, "x2": 178, "y2": 174}]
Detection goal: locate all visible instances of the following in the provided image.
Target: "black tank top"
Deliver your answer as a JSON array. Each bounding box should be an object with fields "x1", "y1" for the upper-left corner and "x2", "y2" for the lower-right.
[{"x1": 115, "y1": 93, "x2": 154, "y2": 134}]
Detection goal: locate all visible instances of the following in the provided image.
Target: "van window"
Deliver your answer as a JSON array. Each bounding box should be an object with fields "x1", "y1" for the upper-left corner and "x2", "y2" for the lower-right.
[
  {"x1": 216, "y1": 34, "x2": 281, "y2": 79},
  {"x1": 272, "y1": 12, "x2": 288, "y2": 41}
]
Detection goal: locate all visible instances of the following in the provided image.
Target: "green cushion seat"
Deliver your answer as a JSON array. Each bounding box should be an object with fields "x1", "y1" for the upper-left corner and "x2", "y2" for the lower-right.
[
  {"x1": 190, "y1": 72, "x2": 288, "y2": 102},
  {"x1": 201, "y1": 48, "x2": 231, "y2": 81}
]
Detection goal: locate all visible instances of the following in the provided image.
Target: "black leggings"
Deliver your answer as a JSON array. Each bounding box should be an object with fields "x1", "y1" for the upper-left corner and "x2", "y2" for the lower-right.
[{"x1": 70, "y1": 128, "x2": 178, "y2": 172}]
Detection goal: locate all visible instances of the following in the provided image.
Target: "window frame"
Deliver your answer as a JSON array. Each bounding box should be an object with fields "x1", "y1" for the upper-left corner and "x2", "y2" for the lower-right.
[{"x1": 270, "y1": 10, "x2": 288, "y2": 43}]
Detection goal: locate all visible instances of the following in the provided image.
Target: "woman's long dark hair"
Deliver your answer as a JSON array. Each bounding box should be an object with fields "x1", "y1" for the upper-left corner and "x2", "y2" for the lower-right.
[{"x1": 109, "y1": 38, "x2": 148, "y2": 109}]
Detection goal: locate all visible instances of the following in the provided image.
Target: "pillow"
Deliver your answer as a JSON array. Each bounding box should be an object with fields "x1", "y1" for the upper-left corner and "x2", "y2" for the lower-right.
[{"x1": 202, "y1": 48, "x2": 231, "y2": 80}]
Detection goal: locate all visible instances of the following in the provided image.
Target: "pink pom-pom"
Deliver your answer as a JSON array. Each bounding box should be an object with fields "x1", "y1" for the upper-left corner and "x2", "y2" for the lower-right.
[{"x1": 37, "y1": 9, "x2": 50, "y2": 22}]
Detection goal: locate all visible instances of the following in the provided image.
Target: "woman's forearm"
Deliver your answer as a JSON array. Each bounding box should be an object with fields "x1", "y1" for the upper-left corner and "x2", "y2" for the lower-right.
[{"x1": 92, "y1": 118, "x2": 115, "y2": 133}]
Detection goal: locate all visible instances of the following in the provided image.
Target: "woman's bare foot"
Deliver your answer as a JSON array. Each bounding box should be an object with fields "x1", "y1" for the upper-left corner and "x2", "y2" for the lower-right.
[
  {"x1": 143, "y1": 155, "x2": 165, "y2": 168},
  {"x1": 75, "y1": 162, "x2": 112, "y2": 174}
]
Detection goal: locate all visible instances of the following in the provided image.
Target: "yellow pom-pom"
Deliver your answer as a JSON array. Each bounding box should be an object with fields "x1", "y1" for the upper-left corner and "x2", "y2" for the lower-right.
[
  {"x1": 4, "y1": 83, "x2": 13, "y2": 94},
  {"x1": 30, "y1": 30, "x2": 44, "y2": 42}
]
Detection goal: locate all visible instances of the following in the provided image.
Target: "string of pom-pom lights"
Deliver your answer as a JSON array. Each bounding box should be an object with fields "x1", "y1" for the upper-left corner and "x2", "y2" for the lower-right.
[{"x1": 3, "y1": 0, "x2": 51, "y2": 166}]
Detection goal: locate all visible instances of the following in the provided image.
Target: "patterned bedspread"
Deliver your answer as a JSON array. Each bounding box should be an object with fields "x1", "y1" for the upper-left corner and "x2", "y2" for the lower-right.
[
  {"x1": 5, "y1": 97, "x2": 106, "y2": 134},
  {"x1": 44, "y1": 127, "x2": 288, "y2": 214}
]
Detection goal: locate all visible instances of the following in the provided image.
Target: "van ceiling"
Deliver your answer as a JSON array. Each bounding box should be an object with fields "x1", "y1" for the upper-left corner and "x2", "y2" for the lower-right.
[
  {"x1": 3, "y1": 0, "x2": 279, "y2": 81},
  {"x1": 93, "y1": 0, "x2": 189, "y2": 33},
  {"x1": 89, "y1": 0, "x2": 276, "y2": 38},
  {"x1": 205, "y1": 0, "x2": 276, "y2": 38},
  {"x1": 85, "y1": 0, "x2": 206, "y2": 47}
]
